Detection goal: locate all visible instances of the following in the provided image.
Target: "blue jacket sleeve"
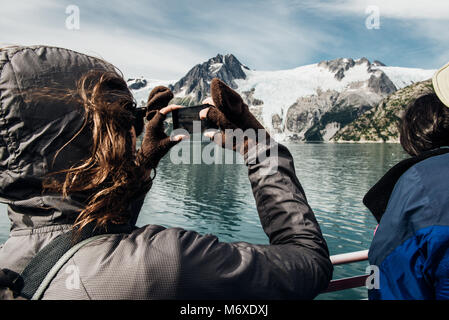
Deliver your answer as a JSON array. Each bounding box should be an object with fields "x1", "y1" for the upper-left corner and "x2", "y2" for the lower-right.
[
  {"x1": 432, "y1": 236, "x2": 449, "y2": 300},
  {"x1": 370, "y1": 226, "x2": 449, "y2": 300}
]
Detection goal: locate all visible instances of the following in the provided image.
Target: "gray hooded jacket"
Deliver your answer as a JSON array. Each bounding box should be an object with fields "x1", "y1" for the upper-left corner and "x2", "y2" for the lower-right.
[{"x1": 0, "y1": 46, "x2": 332, "y2": 300}]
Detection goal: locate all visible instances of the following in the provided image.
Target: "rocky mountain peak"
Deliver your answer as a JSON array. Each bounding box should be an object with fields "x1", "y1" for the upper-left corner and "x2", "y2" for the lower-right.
[
  {"x1": 169, "y1": 53, "x2": 249, "y2": 104},
  {"x1": 373, "y1": 60, "x2": 386, "y2": 67},
  {"x1": 318, "y1": 58, "x2": 356, "y2": 79},
  {"x1": 355, "y1": 57, "x2": 370, "y2": 65},
  {"x1": 127, "y1": 78, "x2": 148, "y2": 90},
  {"x1": 318, "y1": 57, "x2": 385, "y2": 81}
]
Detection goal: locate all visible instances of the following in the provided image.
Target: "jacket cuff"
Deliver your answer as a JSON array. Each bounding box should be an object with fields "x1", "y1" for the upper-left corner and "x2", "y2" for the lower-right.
[{"x1": 244, "y1": 141, "x2": 279, "y2": 167}]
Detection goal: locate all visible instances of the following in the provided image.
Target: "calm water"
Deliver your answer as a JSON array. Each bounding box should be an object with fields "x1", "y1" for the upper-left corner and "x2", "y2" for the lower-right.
[{"x1": 0, "y1": 143, "x2": 408, "y2": 300}]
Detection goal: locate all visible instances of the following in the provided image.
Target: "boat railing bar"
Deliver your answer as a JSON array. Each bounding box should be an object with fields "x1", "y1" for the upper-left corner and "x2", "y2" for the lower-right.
[
  {"x1": 330, "y1": 249, "x2": 368, "y2": 265},
  {"x1": 322, "y1": 249, "x2": 369, "y2": 293}
]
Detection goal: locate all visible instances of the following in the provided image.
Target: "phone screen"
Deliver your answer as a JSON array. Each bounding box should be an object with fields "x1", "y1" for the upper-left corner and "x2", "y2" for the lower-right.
[{"x1": 172, "y1": 104, "x2": 218, "y2": 134}]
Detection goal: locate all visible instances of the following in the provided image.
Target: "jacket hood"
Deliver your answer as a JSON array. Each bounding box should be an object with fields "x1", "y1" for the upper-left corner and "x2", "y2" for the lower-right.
[{"x1": 0, "y1": 45, "x2": 143, "y2": 234}]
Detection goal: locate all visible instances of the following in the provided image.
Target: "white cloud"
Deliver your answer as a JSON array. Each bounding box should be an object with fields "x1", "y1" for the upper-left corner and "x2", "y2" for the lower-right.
[
  {"x1": 2, "y1": 0, "x2": 448, "y2": 79},
  {"x1": 0, "y1": 0, "x2": 334, "y2": 79},
  {"x1": 0, "y1": 0, "x2": 207, "y2": 79},
  {"x1": 183, "y1": 4, "x2": 333, "y2": 71},
  {"x1": 299, "y1": 0, "x2": 449, "y2": 68},
  {"x1": 302, "y1": 0, "x2": 449, "y2": 20}
]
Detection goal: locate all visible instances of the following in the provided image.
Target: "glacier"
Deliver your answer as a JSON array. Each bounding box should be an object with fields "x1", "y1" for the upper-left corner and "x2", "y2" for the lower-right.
[{"x1": 127, "y1": 56, "x2": 436, "y2": 141}]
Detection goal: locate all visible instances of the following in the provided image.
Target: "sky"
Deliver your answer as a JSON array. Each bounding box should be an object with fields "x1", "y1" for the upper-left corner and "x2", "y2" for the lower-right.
[{"x1": 1, "y1": 0, "x2": 449, "y2": 80}]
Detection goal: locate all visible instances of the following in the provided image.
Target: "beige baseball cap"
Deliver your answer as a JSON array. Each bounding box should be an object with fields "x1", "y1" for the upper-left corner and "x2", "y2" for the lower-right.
[{"x1": 433, "y1": 61, "x2": 449, "y2": 108}]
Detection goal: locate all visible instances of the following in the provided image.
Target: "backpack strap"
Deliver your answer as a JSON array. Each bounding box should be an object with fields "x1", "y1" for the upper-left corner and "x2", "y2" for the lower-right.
[
  {"x1": 31, "y1": 234, "x2": 109, "y2": 300},
  {"x1": 19, "y1": 223, "x2": 133, "y2": 300}
]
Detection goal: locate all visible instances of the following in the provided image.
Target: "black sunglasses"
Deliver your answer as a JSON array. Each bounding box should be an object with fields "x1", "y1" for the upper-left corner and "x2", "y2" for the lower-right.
[{"x1": 124, "y1": 102, "x2": 146, "y2": 136}]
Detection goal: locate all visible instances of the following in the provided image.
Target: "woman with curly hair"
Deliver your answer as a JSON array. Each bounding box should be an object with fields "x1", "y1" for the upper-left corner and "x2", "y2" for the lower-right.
[{"x1": 0, "y1": 45, "x2": 332, "y2": 300}]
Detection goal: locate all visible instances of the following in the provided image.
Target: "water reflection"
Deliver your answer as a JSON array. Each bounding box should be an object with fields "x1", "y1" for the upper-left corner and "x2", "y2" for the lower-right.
[
  {"x1": 0, "y1": 142, "x2": 408, "y2": 300},
  {"x1": 141, "y1": 141, "x2": 266, "y2": 243}
]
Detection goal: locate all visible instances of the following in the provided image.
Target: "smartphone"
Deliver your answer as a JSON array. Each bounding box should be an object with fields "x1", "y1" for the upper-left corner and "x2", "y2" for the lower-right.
[{"x1": 172, "y1": 104, "x2": 218, "y2": 134}]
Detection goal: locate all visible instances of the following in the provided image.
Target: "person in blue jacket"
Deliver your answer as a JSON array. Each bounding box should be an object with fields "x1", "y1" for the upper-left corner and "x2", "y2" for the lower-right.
[{"x1": 364, "y1": 76, "x2": 449, "y2": 299}]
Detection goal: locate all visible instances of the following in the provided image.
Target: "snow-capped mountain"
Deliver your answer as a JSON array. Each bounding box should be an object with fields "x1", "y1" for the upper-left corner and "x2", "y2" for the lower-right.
[
  {"x1": 169, "y1": 53, "x2": 249, "y2": 105},
  {"x1": 127, "y1": 55, "x2": 435, "y2": 141}
]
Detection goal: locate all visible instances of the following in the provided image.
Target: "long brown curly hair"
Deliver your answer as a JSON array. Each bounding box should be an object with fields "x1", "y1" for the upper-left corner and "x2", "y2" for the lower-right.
[{"x1": 40, "y1": 70, "x2": 152, "y2": 234}]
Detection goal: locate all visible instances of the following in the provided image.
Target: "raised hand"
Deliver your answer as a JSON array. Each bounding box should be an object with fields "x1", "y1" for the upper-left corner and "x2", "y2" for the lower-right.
[
  {"x1": 137, "y1": 86, "x2": 186, "y2": 174},
  {"x1": 199, "y1": 78, "x2": 269, "y2": 154}
]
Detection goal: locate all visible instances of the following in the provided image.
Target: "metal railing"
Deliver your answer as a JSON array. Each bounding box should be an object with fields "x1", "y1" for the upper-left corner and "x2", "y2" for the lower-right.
[{"x1": 323, "y1": 249, "x2": 369, "y2": 293}]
